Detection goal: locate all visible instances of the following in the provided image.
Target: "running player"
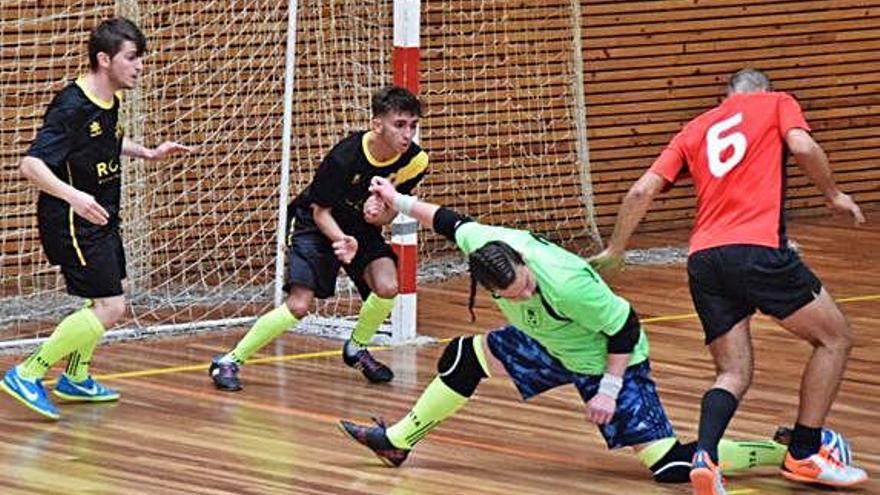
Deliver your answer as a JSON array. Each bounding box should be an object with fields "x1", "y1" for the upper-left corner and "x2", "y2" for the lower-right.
[
  {"x1": 592, "y1": 68, "x2": 868, "y2": 494},
  {"x1": 209, "y1": 86, "x2": 427, "y2": 390},
  {"x1": 339, "y1": 177, "x2": 788, "y2": 484},
  {"x1": 1, "y1": 17, "x2": 193, "y2": 420}
]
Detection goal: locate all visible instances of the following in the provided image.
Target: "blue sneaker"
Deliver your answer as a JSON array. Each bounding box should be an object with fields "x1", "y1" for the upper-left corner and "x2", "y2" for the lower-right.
[
  {"x1": 0, "y1": 367, "x2": 60, "y2": 420},
  {"x1": 53, "y1": 374, "x2": 119, "y2": 402}
]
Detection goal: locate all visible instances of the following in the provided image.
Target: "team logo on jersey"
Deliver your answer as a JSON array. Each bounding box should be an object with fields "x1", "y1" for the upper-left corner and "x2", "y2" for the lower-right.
[
  {"x1": 89, "y1": 121, "x2": 103, "y2": 137},
  {"x1": 524, "y1": 308, "x2": 540, "y2": 328}
]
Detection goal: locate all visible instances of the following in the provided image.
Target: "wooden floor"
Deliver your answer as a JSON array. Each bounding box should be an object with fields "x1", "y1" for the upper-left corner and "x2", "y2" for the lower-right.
[{"x1": 0, "y1": 215, "x2": 878, "y2": 495}]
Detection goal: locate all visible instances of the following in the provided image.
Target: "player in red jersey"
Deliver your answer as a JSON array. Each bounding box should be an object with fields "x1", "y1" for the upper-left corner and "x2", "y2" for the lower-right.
[{"x1": 591, "y1": 69, "x2": 867, "y2": 494}]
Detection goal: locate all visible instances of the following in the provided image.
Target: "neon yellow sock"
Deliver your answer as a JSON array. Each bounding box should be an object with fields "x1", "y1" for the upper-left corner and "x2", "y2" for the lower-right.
[
  {"x1": 385, "y1": 336, "x2": 490, "y2": 449},
  {"x1": 386, "y1": 377, "x2": 469, "y2": 449},
  {"x1": 637, "y1": 437, "x2": 678, "y2": 468},
  {"x1": 229, "y1": 305, "x2": 298, "y2": 363},
  {"x1": 19, "y1": 307, "x2": 105, "y2": 380},
  {"x1": 719, "y1": 439, "x2": 787, "y2": 472},
  {"x1": 350, "y1": 294, "x2": 395, "y2": 346}
]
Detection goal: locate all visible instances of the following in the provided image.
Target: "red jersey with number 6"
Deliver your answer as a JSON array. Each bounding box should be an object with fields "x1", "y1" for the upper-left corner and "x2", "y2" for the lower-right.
[{"x1": 649, "y1": 91, "x2": 810, "y2": 254}]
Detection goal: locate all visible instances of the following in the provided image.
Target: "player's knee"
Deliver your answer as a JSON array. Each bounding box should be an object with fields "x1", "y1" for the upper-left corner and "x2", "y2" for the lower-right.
[
  {"x1": 93, "y1": 298, "x2": 126, "y2": 327},
  {"x1": 285, "y1": 295, "x2": 311, "y2": 319},
  {"x1": 371, "y1": 280, "x2": 398, "y2": 299},
  {"x1": 437, "y1": 336, "x2": 488, "y2": 397},
  {"x1": 648, "y1": 440, "x2": 694, "y2": 483}
]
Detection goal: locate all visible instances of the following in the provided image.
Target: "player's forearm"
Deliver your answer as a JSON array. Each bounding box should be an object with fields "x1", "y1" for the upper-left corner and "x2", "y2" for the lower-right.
[
  {"x1": 604, "y1": 352, "x2": 630, "y2": 378},
  {"x1": 393, "y1": 194, "x2": 440, "y2": 229},
  {"x1": 311, "y1": 204, "x2": 347, "y2": 242},
  {"x1": 793, "y1": 143, "x2": 840, "y2": 200},
  {"x1": 121, "y1": 138, "x2": 152, "y2": 160},
  {"x1": 607, "y1": 173, "x2": 662, "y2": 255},
  {"x1": 19, "y1": 156, "x2": 79, "y2": 203}
]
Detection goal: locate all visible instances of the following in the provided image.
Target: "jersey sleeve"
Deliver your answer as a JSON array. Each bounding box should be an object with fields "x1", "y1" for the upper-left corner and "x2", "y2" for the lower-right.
[
  {"x1": 777, "y1": 93, "x2": 811, "y2": 136},
  {"x1": 309, "y1": 152, "x2": 350, "y2": 208},
  {"x1": 27, "y1": 94, "x2": 80, "y2": 173},
  {"x1": 395, "y1": 150, "x2": 428, "y2": 194},
  {"x1": 648, "y1": 133, "x2": 688, "y2": 184},
  {"x1": 453, "y1": 221, "x2": 528, "y2": 255}
]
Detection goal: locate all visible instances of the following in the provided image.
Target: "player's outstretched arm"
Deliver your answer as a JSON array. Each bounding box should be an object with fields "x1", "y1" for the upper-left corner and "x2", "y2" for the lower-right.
[
  {"x1": 122, "y1": 138, "x2": 196, "y2": 161},
  {"x1": 591, "y1": 171, "x2": 667, "y2": 274},
  {"x1": 786, "y1": 128, "x2": 865, "y2": 226},
  {"x1": 19, "y1": 156, "x2": 109, "y2": 225}
]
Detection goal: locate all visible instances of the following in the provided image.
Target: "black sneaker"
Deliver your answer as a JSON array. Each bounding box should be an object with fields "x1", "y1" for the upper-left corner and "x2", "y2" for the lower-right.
[
  {"x1": 342, "y1": 345, "x2": 394, "y2": 383},
  {"x1": 209, "y1": 354, "x2": 242, "y2": 391},
  {"x1": 339, "y1": 418, "x2": 410, "y2": 467}
]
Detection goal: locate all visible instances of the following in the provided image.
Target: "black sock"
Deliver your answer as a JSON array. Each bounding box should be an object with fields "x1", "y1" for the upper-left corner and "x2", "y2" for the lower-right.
[
  {"x1": 697, "y1": 388, "x2": 739, "y2": 463},
  {"x1": 789, "y1": 423, "x2": 821, "y2": 460}
]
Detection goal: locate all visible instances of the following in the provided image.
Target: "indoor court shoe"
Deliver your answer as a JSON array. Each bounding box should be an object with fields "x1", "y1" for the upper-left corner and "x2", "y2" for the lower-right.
[
  {"x1": 339, "y1": 418, "x2": 409, "y2": 467},
  {"x1": 342, "y1": 346, "x2": 394, "y2": 383},
  {"x1": 774, "y1": 425, "x2": 853, "y2": 466},
  {"x1": 781, "y1": 448, "x2": 868, "y2": 488},
  {"x1": 0, "y1": 367, "x2": 59, "y2": 420},
  {"x1": 53, "y1": 374, "x2": 120, "y2": 402},
  {"x1": 209, "y1": 354, "x2": 242, "y2": 391},
  {"x1": 690, "y1": 449, "x2": 726, "y2": 495}
]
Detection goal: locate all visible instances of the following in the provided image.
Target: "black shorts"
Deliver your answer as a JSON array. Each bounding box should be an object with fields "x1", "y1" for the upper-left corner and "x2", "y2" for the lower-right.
[
  {"x1": 687, "y1": 244, "x2": 822, "y2": 344},
  {"x1": 284, "y1": 206, "x2": 396, "y2": 300},
  {"x1": 58, "y1": 232, "x2": 127, "y2": 298}
]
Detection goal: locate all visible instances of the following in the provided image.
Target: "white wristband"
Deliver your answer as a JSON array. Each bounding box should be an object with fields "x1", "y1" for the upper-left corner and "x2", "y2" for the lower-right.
[
  {"x1": 598, "y1": 373, "x2": 623, "y2": 400},
  {"x1": 393, "y1": 193, "x2": 417, "y2": 215}
]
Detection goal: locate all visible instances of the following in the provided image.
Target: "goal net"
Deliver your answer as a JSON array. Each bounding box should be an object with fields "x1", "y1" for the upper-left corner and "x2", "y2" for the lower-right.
[{"x1": 0, "y1": 0, "x2": 597, "y2": 351}]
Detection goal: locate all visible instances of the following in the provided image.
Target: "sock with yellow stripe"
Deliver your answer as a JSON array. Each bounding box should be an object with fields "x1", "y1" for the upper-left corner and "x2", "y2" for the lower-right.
[
  {"x1": 227, "y1": 305, "x2": 298, "y2": 364},
  {"x1": 19, "y1": 307, "x2": 105, "y2": 380},
  {"x1": 386, "y1": 335, "x2": 490, "y2": 449},
  {"x1": 349, "y1": 294, "x2": 395, "y2": 347}
]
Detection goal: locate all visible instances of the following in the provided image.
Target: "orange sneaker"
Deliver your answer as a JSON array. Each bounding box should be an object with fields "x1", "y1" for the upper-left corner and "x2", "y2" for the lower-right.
[
  {"x1": 781, "y1": 447, "x2": 868, "y2": 488},
  {"x1": 690, "y1": 449, "x2": 726, "y2": 495}
]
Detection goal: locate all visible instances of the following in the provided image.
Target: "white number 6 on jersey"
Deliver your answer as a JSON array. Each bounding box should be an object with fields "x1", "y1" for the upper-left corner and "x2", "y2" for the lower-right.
[{"x1": 706, "y1": 112, "x2": 747, "y2": 178}]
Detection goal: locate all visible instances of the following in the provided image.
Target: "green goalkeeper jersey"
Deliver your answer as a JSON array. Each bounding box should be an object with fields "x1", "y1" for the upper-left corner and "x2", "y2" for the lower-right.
[{"x1": 455, "y1": 222, "x2": 649, "y2": 375}]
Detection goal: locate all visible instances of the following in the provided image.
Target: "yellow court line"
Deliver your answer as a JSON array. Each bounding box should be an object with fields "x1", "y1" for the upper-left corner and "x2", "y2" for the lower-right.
[{"x1": 79, "y1": 294, "x2": 878, "y2": 384}]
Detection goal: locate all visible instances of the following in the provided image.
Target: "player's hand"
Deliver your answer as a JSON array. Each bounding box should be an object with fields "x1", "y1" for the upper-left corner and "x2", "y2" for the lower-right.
[
  {"x1": 585, "y1": 393, "x2": 616, "y2": 425},
  {"x1": 363, "y1": 193, "x2": 391, "y2": 225},
  {"x1": 588, "y1": 248, "x2": 625, "y2": 274},
  {"x1": 332, "y1": 235, "x2": 358, "y2": 264},
  {"x1": 68, "y1": 190, "x2": 109, "y2": 225},
  {"x1": 369, "y1": 176, "x2": 398, "y2": 205},
  {"x1": 827, "y1": 191, "x2": 866, "y2": 226},
  {"x1": 146, "y1": 141, "x2": 196, "y2": 160}
]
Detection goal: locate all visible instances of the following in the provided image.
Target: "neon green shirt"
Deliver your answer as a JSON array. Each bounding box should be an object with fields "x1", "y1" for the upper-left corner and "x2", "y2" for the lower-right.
[{"x1": 455, "y1": 222, "x2": 649, "y2": 375}]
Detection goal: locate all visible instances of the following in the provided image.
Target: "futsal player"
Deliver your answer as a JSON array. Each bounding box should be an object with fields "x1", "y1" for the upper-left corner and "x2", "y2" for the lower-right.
[
  {"x1": 1, "y1": 17, "x2": 194, "y2": 420},
  {"x1": 210, "y1": 86, "x2": 427, "y2": 390},
  {"x1": 592, "y1": 68, "x2": 868, "y2": 493},
  {"x1": 339, "y1": 177, "x2": 788, "y2": 484}
]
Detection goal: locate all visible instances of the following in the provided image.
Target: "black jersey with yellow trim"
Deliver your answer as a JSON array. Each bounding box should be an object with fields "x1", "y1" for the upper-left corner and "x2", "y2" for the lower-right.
[
  {"x1": 292, "y1": 130, "x2": 428, "y2": 230},
  {"x1": 29, "y1": 77, "x2": 124, "y2": 266}
]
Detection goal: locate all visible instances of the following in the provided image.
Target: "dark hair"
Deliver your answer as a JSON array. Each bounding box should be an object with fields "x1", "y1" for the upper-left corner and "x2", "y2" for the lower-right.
[
  {"x1": 727, "y1": 68, "x2": 772, "y2": 94},
  {"x1": 466, "y1": 241, "x2": 524, "y2": 321},
  {"x1": 88, "y1": 17, "x2": 147, "y2": 71},
  {"x1": 372, "y1": 85, "x2": 422, "y2": 118}
]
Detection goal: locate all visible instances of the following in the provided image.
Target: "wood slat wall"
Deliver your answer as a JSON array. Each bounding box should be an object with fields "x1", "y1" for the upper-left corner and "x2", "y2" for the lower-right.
[{"x1": 579, "y1": 0, "x2": 880, "y2": 234}]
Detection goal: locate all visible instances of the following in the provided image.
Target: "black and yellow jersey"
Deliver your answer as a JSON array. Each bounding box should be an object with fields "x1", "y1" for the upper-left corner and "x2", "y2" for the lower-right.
[
  {"x1": 291, "y1": 130, "x2": 428, "y2": 231},
  {"x1": 28, "y1": 77, "x2": 124, "y2": 266}
]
